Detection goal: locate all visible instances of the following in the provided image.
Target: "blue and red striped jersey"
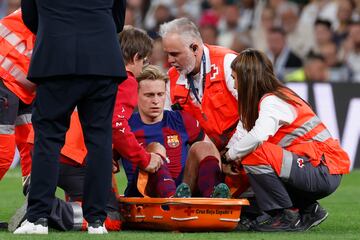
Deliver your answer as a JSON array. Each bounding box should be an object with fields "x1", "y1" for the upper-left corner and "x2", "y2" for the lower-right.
[{"x1": 122, "y1": 110, "x2": 204, "y2": 186}]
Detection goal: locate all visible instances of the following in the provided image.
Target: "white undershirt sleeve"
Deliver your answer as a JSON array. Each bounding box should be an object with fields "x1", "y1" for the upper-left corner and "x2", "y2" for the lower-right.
[
  {"x1": 224, "y1": 53, "x2": 238, "y2": 99},
  {"x1": 227, "y1": 95, "x2": 297, "y2": 160}
]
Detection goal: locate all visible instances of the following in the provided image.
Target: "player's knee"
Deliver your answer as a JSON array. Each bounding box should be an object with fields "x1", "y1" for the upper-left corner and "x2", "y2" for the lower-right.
[
  {"x1": 189, "y1": 141, "x2": 218, "y2": 158},
  {"x1": 146, "y1": 142, "x2": 166, "y2": 156}
]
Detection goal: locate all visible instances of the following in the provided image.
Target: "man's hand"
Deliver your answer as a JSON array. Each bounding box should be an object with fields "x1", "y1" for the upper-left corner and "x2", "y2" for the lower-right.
[
  {"x1": 112, "y1": 159, "x2": 120, "y2": 173},
  {"x1": 220, "y1": 148, "x2": 231, "y2": 164},
  {"x1": 221, "y1": 163, "x2": 240, "y2": 175},
  {"x1": 144, "y1": 153, "x2": 163, "y2": 173},
  {"x1": 222, "y1": 159, "x2": 242, "y2": 176}
]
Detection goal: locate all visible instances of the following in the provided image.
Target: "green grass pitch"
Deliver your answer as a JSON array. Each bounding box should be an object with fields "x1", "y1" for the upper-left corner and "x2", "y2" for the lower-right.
[{"x1": 1, "y1": 167, "x2": 359, "y2": 240}]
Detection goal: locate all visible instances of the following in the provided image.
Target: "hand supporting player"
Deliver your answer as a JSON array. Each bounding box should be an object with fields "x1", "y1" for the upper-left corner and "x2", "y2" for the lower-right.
[{"x1": 144, "y1": 153, "x2": 164, "y2": 173}]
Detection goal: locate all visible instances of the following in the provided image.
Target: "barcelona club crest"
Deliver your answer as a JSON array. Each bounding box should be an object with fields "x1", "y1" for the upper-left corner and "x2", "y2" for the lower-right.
[{"x1": 167, "y1": 135, "x2": 180, "y2": 148}]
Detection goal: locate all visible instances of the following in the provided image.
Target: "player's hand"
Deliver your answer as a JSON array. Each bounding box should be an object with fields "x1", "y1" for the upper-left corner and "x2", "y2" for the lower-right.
[{"x1": 144, "y1": 153, "x2": 164, "y2": 173}]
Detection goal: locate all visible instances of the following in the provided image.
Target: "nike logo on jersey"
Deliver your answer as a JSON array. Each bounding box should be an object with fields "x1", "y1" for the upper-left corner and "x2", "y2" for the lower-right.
[{"x1": 163, "y1": 178, "x2": 175, "y2": 182}]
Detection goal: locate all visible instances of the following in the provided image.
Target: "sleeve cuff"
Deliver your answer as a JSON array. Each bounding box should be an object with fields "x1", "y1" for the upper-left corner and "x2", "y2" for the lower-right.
[
  {"x1": 227, "y1": 148, "x2": 237, "y2": 162},
  {"x1": 137, "y1": 152, "x2": 151, "y2": 169}
]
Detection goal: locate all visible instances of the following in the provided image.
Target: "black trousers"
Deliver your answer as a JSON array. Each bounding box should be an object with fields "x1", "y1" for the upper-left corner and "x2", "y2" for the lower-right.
[
  {"x1": 33, "y1": 163, "x2": 120, "y2": 231},
  {"x1": 245, "y1": 153, "x2": 342, "y2": 212},
  {"x1": 27, "y1": 75, "x2": 117, "y2": 224},
  {"x1": 58, "y1": 163, "x2": 119, "y2": 213}
]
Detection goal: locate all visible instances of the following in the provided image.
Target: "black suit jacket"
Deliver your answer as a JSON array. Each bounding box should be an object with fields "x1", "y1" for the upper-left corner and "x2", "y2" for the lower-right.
[{"x1": 21, "y1": 0, "x2": 127, "y2": 81}]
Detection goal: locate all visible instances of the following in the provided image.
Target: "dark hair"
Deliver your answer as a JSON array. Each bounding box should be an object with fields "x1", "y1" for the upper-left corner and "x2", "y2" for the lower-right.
[
  {"x1": 349, "y1": 20, "x2": 360, "y2": 27},
  {"x1": 314, "y1": 19, "x2": 332, "y2": 29},
  {"x1": 345, "y1": 0, "x2": 356, "y2": 10},
  {"x1": 269, "y1": 27, "x2": 286, "y2": 36},
  {"x1": 119, "y1": 26, "x2": 153, "y2": 64},
  {"x1": 230, "y1": 48, "x2": 301, "y2": 131},
  {"x1": 306, "y1": 51, "x2": 325, "y2": 62}
]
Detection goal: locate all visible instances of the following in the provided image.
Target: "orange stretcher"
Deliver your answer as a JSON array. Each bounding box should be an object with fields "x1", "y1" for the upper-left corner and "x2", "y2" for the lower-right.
[{"x1": 118, "y1": 197, "x2": 249, "y2": 232}]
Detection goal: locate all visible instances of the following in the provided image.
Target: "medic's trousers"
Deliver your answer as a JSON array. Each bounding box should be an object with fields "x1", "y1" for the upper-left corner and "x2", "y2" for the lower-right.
[
  {"x1": 0, "y1": 80, "x2": 32, "y2": 180},
  {"x1": 241, "y1": 142, "x2": 342, "y2": 212}
]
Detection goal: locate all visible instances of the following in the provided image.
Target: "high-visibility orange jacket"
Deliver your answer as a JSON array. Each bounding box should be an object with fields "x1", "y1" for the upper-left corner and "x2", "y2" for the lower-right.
[
  {"x1": 0, "y1": 9, "x2": 36, "y2": 104},
  {"x1": 0, "y1": 10, "x2": 87, "y2": 166},
  {"x1": 27, "y1": 111, "x2": 87, "y2": 165},
  {"x1": 0, "y1": 10, "x2": 36, "y2": 179},
  {"x1": 264, "y1": 90, "x2": 350, "y2": 175},
  {"x1": 169, "y1": 45, "x2": 239, "y2": 150}
]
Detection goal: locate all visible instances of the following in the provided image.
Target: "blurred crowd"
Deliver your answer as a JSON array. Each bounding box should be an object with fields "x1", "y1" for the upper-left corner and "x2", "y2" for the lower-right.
[{"x1": 2, "y1": 0, "x2": 360, "y2": 83}]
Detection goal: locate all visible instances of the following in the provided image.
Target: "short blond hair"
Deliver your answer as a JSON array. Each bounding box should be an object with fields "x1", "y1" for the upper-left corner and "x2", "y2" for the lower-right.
[{"x1": 137, "y1": 65, "x2": 169, "y2": 85}]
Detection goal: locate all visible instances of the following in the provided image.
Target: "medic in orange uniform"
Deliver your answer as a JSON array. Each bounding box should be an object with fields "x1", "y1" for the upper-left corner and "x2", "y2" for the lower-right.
[
  {"x1": 159, "y1": 18, "x2": 249, "y2": 197},
  {"x1": 0, "y1": 9, "x2": 35, "y2": 180},
  {"x1": 223, "y1": 49, "x2": 350, "y2": 232}
]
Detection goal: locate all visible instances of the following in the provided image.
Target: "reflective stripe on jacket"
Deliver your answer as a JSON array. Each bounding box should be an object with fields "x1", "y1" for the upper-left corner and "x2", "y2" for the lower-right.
[
  {"x1": 169, "y1": 45, "x2": 239, "y2": 150},
  {"x1": 265, "y1": 90, "x2": 350, "y2": 174},
  {"x1": 0, "y1": 9, "x2": 36, "y2": 104}
]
